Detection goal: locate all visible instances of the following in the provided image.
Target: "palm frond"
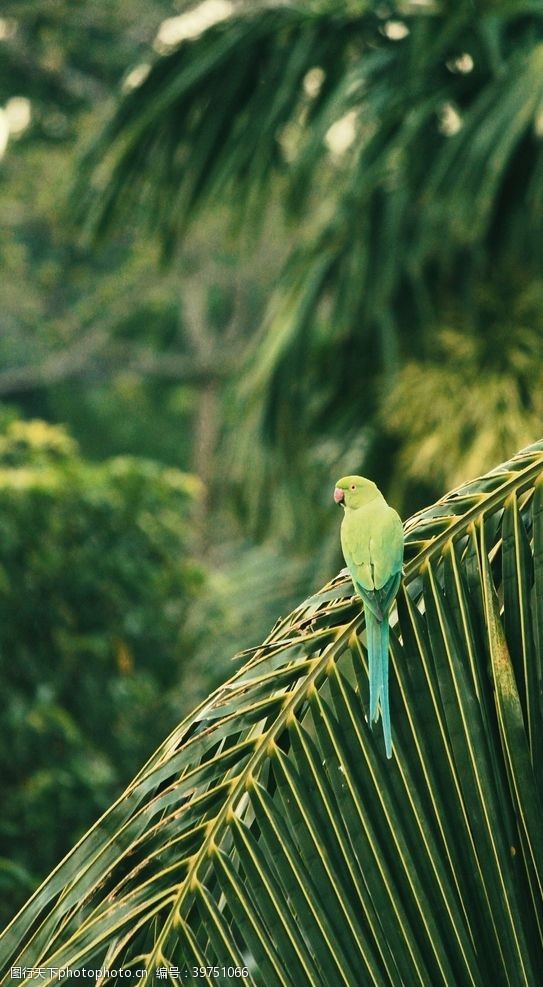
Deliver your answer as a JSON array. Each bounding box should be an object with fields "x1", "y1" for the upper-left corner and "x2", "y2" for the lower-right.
[
  {"x1": 74, "y1": 3, "x2": 543, "y2": 491},
  {"x1": 75, "y1": 3, "x2": 366, "y2": 246},
  {"x1": 1, "y1": 440, "x2": 543, "y2": 984}
]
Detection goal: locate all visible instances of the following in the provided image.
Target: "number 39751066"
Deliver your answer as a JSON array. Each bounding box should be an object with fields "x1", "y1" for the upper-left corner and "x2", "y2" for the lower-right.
[{"x1": 193, "y1": 967, "x2": 249, "y2": 978}]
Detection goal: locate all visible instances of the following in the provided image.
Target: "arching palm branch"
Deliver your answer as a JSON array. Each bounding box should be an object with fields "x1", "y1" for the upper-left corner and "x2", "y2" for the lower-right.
[{"x1": 1, "y1": 439, "x2": 542, "y2": 985}]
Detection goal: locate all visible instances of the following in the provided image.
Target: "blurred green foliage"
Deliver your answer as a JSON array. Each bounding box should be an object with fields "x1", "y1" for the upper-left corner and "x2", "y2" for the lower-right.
[
  {"x1": 81, "y1": 0, "x2": 543, "y2": 521},
  {"x1": 0, "y1": 0, "x2": 276, "y2": 471},
  {"x1": 0, "y1": 417, "x2": 202, "y2": 924}
]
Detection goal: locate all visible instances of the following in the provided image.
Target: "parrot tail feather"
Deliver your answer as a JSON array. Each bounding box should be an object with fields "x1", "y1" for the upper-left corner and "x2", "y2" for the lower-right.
[
  {"x1": 365, "y1": 607, "x2": 392, "y2": 759},
  {"x1": 379, "y1": 618, "x2": 392, "y2": 759},
  {"x1": 367, "y1": 608, "x2": 381, "y2": 724}
]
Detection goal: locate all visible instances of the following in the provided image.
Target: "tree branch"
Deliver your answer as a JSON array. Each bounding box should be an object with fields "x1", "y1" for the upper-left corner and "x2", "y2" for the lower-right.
[{"x1": 0, "y1": 336, "x2": 235, "y2": 396}]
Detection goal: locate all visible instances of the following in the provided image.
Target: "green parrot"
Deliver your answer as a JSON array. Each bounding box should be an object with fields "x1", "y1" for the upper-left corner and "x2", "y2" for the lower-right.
[{"x1": 334, "y1": 475, "x2": 404, "y2": 758}]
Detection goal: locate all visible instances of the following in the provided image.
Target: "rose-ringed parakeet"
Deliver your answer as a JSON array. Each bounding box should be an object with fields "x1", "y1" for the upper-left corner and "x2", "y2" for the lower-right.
[{"x1": 334, "y1": 476, "x2": 404, "y2": 758}]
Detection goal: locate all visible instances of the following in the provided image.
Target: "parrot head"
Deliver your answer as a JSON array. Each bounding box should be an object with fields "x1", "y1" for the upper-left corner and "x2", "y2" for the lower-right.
[{"x1": 333, "y1": 475, "x2": 380, "y2": 509}]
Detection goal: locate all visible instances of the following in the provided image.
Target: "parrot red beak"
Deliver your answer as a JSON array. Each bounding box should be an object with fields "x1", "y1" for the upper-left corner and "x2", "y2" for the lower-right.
[{"x1": 333, "y1": 487, "x2": 344, "y2": 504}]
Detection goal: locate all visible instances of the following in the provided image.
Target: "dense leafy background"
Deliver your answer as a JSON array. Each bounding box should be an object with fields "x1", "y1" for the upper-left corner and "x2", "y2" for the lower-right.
[
  {"x1": 0, "y1": 416, "x2": 204, "y2": 923},
  {"x1": 1, "y1": 0, "x2": 543, "y2": 933}
]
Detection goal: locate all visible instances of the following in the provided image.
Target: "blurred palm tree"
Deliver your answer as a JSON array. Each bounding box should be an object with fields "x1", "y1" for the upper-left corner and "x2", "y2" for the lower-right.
[{"x1": 76, "y1": 0, "x2": 543, "y2": 526}]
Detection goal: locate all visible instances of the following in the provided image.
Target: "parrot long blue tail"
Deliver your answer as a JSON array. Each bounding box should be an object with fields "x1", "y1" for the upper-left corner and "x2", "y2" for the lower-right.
[
  {"x1": 367, "y1": 608, "x2": 381, "y2": 725},
  {"x1": 366, "y1": 608, "x2": 392, "y2": 759},
  {"x1": 379, "y1": 618, "x2": 392, "y2": 759}
]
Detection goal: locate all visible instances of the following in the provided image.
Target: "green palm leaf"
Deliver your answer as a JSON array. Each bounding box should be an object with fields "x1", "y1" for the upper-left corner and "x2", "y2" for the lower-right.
[{"x1": 2, "y1": 441, "x2": 543, "y2": 984}]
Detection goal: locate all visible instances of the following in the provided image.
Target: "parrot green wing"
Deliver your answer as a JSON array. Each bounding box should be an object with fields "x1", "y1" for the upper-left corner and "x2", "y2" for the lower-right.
[
  {"x1": 356, "y1": 571, "x2": 402, "y2": 621},
  {"x1": 341, "y1": 502, "x2": 403, "y2": 593},
  {"x1": 370, "y1": 506, "x2": 404, "y2": 588}
]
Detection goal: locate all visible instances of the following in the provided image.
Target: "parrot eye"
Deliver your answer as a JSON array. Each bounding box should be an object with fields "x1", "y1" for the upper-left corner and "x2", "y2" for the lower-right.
[{"x1": 350, "y1": 483, "x2": 356, "y2": 490}]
